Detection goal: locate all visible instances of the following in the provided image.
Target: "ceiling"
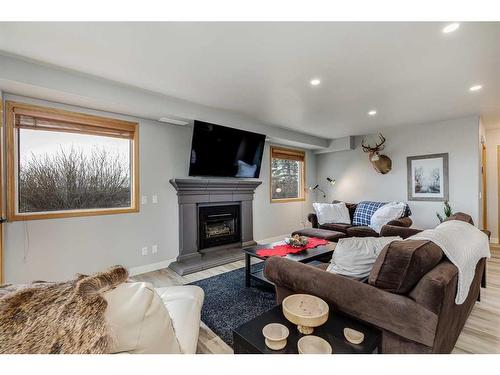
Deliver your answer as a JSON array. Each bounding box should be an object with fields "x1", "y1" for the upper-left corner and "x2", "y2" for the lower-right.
[{"x1": 1, "y1": 22, "x2": 500, "y2": 138}]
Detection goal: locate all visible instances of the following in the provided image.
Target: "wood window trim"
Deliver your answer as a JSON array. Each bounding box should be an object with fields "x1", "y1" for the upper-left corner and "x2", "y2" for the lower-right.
[
  {"x1": 270, "y1": 145, "x2": 306, "y2": 203},
  {"x1": 5, "y1": 101, "x2": 140, "y2": 221}
]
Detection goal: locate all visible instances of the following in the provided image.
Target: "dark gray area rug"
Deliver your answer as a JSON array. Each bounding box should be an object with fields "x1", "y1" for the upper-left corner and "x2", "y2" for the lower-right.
[{"x1": 189, "y1": 264, "x2": 276, "y2": 347}]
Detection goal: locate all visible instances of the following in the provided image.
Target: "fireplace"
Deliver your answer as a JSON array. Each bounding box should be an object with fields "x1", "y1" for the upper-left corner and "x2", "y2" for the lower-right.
[
  {"x1": 169, "y1": 178, "x2": 262, "y2": 275},
  {"x1": 198, "y1": 204, "x2": 241, "y2": 250}
]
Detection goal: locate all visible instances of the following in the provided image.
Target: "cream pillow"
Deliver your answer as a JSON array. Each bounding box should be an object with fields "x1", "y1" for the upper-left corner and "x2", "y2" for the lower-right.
[
  {"x1": 104, "y1": 282, "x2": 181, "y2": 354},
  {"x1": 369, "y1": 202, "x2": 406, "y2": 233},
  {"x1": 327, "y1": 236, "x2": 402, "y2": 280},
  {"x1": 313, "y1": 202, "x2": 351, "y2": 225}
]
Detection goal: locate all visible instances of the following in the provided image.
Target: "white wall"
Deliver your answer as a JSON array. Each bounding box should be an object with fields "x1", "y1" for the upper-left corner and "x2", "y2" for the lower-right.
[
  {"x1": 316, "y1": 116, "x2": 481, "y2": 229},
  {"x1": 485, "y1": 127, "x2": 500, "y2": 242},
  {"x1": 3, "y1": 94, "x2": 314, "y2": 283}
]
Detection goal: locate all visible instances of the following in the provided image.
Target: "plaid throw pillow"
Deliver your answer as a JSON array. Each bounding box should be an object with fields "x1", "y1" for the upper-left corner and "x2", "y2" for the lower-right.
[
  {"x1": 352, "y1": 201, "x2": 386, "y2": 226},
  {"x1": 352, "y1": 201, "x2": 412, "y2": 226}
]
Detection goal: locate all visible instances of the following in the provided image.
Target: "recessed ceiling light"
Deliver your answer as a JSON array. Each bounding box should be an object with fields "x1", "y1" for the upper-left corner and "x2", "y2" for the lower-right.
[
  {"x1": 368, "y1": 110, "x2": 377, "y2": 116},
  {"x1": 310, "y1": 78, "x2": 321, "y2": 86},
  {"x1": 442, "y1": 23, "x2": 460, "y2": 34},
  {"x1": 469, "y1": 84, "x2": 483, "y2": 92}
]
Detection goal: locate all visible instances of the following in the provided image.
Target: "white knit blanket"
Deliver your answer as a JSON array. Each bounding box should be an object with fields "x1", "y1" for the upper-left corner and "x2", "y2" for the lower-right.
[{"x1": 410, "y1": 220, "x2": 490, "y2": 304}]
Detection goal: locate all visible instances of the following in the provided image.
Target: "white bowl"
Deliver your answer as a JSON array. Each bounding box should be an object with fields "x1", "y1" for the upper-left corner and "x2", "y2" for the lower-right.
[
  {"x1": 282, "y1": 294, "x2": 329, "y2": 334},
  {"x1": 297, "y1": 335, "x2": 332, "y2": 354},
  {"x1": 344, "y1": 328, "x2": 365, "y2": 344},
  {"x1": 262, "y1": 323, "x2": 289, "y2": 350}
]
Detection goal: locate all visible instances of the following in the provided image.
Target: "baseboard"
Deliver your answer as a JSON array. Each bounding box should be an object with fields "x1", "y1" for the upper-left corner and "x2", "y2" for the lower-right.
[
  {"x1": 490, "y1": 237, "x2": 499, "y2": 244},
  {"x1": 128, "y1": 258, "x2": 176, "y2": 276}
]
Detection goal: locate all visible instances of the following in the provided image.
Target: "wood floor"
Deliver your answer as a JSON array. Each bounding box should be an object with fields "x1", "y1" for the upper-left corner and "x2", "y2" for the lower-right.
[{"x1": 134, "y1": 242, "x2": 500, "y2": 354}]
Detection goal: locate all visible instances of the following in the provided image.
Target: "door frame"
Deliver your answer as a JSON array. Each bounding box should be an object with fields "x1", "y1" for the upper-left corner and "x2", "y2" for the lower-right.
[
  {"x1": 497, "y1": 145, "x2": 500, "y2": 243},
  {"x1": 0, "y1": 99, "x2": 3, "y2": 284},
  {"x1": 482, "y1": 144, "x2": 487, "y2": 230}
]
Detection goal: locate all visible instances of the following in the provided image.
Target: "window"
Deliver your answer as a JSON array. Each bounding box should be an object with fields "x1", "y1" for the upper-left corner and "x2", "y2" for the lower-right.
[
  {"x1": 6, "y1": 101, "x2": 139, "y2": 220},
  {"x1": 270, "y1": 146, "x2": 305, "y2": 202}
]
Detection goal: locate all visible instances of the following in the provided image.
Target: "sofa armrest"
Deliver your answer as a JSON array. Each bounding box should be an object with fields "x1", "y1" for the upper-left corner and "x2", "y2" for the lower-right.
[
  {"x1": 264, "y1": 257, "x2": 438, "y2": 347},
  {"x1": 407, "y1": 261, "x2": 458, "y2": 315},
  {"x1": 482, "y1": 229, "x2": 491, "y2": 240},
  {"x1": 380, "y1": 225, "x2": 422, "y2": 239},
  {"x1": 307, "y1": 213, "x2": 319, "y2": 228},
  {"x1": 387, "y1": 216, "x2": 413, "y2": 227}
]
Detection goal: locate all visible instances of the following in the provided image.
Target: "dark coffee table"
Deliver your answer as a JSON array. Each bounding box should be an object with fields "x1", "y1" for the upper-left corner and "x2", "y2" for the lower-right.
[
  {"x1": 242, "y1": 240, "x2": 336, "y2": 287},
  {"x1": 233, "y1": 304, "x2": 381, "y2": 354}
]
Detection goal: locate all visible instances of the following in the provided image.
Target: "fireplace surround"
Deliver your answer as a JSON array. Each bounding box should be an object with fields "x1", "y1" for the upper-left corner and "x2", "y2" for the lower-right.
[{"x1": 169, "y1": 178, "x2": 262, "y2": 275}]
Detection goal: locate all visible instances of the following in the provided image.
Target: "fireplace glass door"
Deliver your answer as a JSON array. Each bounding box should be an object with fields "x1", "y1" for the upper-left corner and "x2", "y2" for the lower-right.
[{"x1": 198, "y1": 204, "x2": 241, "y2": 249}]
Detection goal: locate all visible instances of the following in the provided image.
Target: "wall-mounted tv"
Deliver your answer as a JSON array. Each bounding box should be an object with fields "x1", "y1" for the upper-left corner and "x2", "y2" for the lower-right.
[{"x1": 189, "y1": 121, "x2": 266, "y2": 178}]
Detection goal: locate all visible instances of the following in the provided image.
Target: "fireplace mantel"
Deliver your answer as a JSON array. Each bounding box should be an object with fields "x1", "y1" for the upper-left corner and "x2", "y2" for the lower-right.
[
  {"x1": 170, "y1": 178, "x2": 262, "y2": 196},
  {"x1": 169, "y1": 178, "x2": 262, "y2": 275}
]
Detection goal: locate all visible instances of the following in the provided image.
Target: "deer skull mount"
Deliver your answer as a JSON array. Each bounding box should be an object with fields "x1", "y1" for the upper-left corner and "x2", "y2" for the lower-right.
[{"x1": 362, "y1": 133, "x2": 392, "y2": 174}]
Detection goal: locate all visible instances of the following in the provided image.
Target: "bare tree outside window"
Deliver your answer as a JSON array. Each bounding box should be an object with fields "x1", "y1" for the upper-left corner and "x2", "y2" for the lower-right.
[
  {"x1": 271, "y1": 158, "x2": 302, "y2": 200},
  {"x1": 18, "y1": 129, "x2": 131, "y2": 213},
  {"x1": 6, "y1": 101, "x2": 139, "y2": 221}
]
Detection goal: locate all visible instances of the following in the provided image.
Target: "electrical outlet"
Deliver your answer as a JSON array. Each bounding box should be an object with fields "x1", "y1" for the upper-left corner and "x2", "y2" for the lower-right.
[
  {"x1": 152, "y1": 195, "x2": 158, "y2": 204},
  {"x1": 141, "y1": 195, "x2": 148, "y2": 205},
  {"x1": 141, "y1": 246, "x2": 148, "y2": 256},
  {"x1": 152, "y1": 244, "x2": 158, "y2": 254}
]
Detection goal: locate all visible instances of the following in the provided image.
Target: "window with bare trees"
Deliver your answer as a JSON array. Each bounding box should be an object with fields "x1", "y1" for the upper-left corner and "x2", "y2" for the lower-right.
[
  {"x1": 270, "y1": 146, "x2": 305, "y2": 203},
  {"x1": 6, "y1": 102, "x2": 139, "y2": 221}
]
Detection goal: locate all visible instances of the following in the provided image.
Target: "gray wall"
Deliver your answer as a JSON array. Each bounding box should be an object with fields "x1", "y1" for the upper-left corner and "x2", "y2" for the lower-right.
[
  {"x1": 254, "y1": 144, "x2": 316, "y2": 239},
  {"x1": 3, "y1": 94, "x2": 315, "y2": 283},
  {"x1": 316, "y1": 116, "x2": 481, "y2": 229}
]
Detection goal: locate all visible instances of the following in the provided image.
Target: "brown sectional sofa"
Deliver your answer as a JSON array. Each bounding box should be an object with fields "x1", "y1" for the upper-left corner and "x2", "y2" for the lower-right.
[
  {"x1": 264, "y1": 213, "x2": 488, "y2": 353},
  {"x1": 308, "y1": 201, "x2": 413, "y2": 238}
]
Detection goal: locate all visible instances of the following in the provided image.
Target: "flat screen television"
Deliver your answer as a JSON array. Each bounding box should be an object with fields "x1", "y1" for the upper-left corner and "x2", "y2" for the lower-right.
[{"x1": 189, "y1": 121, "x2": 266, "y2": 178}]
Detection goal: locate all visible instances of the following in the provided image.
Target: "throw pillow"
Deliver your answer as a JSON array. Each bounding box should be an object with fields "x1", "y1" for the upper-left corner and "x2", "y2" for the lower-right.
[
  {"x1": 352, "y1": 201, "x2": 386, "y2": 226},
  {"x1": 313, "y1": 202, "x2": 351, "y2": 225},
  {"x1": 369, "y1": 202, "x2": 407, "y2": 233},
  {"x1": 235, "y1": 160, "x2": 258, "y2": 177},
  {"x1": 368, "y1": 240, "x2": 443, "y2": 294},
  {"x1": 326, "y1": 236, "x2": 402, "y2": 280}
]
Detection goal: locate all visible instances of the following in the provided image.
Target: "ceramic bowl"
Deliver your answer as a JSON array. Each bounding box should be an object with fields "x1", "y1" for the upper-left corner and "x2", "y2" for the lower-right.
[
  {"x1": 344, "y1": 328, "x2": 365, "y2": 344},
  {"x1": 282, "y1": 294, "x2": 329, "y2": 334},
  {"x1": 262, "y1": 323, "x2": 289, "y2": 350},
  {"x1": 297, "y1": 335, "x2": 332, "y2": 354}
]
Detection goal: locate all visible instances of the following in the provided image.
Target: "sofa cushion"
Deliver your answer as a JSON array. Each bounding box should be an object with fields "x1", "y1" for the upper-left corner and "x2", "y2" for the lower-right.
[
  {"x1": 319, "y1": 222, "x2": 352, "y2": 233},
  {"x1": 292, "y1": 228, "x2": 347, "y2": 242},
  {"x1": 104, "y1": 282, "x2": 182, "y2": 354},
  {"x1": 352, "y1": 201, "x2": 386, "y2": 226},
  {"x1": 346, "y1": 225, "x2": 379, "y2": 237},
  {"x1": 333, "y1": 200, "x2": 357, "y2": 221},
  {"x1": 327, "y1": 236, "x2": 402, "y2": 280},
  {"x1": 156, "y1": 285, "x2": 204, "y2": 354},
  {"x1": 445, "y1": 212, "x2": 474, "y2": 225},
  {"x1": 369, "y1": 202, "x2": 407, "y2": 233},
  {"x1": 313, "y1": 202, "x2": 351, "y2": 225},
  {"x1": 368, "y1": 240, "x2": 443, "y2": 294}
]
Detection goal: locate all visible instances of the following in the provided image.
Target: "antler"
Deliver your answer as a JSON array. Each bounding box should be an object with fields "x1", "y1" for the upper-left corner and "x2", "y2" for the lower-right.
[{"x1": 362, "y1": 133, "x2": 386, "y2": 153}]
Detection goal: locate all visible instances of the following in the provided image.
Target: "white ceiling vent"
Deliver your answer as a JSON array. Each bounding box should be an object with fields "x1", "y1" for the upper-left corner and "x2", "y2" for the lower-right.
[{"x1": 158, "y1": 117, "x2": 190, "y2": 126}]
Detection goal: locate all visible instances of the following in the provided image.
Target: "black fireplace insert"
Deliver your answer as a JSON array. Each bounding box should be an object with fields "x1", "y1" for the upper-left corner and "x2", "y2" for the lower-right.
[{"x1": 198, "y1": 204, "x2": 241, "y2": 250}]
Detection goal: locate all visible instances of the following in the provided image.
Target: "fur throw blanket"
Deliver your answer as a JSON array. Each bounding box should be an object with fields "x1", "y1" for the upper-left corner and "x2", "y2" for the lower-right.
[{"x1": 0, "y1": 266, "x2": 128, "y2": 354}]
